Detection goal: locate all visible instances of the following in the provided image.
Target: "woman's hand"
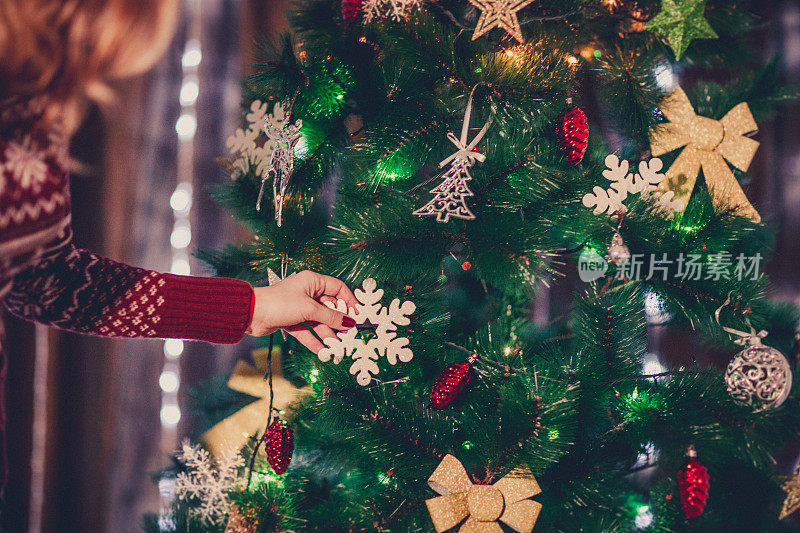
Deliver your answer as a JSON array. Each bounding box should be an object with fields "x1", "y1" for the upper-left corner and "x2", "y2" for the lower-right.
[{"x1": 247, "y1": 270, "x2": 359, "y2": 354}]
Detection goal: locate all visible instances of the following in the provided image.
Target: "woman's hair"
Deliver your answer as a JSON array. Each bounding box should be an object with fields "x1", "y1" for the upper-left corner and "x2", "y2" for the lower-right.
[{"x1": 0, "y1": 0, "x2": 179, "y2": 113}]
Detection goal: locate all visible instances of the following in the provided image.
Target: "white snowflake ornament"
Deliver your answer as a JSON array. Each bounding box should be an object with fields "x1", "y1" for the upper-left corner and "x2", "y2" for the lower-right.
[
  {"x1": 318, "y1": 278, "x2": 416, "y2": 386},
  {"x1": 583, "y1": 154, "x2": 685, "y2": 218},
  {"x1": 225, "y1": 100, "x2": 277, "y2": 178},
  {"x1": 174, "y1": 441, "x2": 245, "y2": 526}
]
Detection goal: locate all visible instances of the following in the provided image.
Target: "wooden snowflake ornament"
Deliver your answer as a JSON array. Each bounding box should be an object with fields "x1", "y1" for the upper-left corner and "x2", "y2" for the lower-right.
[
  {"x1": 582, "y1": 154, "x2": 684, "y2": 218},
  {"x1": 318, "y1": 278, "x2": 416, "y2": 385}
]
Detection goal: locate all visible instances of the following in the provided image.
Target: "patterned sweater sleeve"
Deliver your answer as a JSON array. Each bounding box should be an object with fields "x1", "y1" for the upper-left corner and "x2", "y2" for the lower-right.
[
  {"x1": 0, "y1": 98, "x2": 254, "y2": 344},
  {"x1": 4, "y1": 242, "x2": 255, "y2": 344}
]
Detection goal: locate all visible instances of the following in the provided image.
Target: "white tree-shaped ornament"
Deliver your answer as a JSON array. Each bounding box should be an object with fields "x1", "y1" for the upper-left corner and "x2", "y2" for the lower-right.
[
  {"x1": 258, "y1": 103, "x2": 303, "y2": 227},
  {"x1": 413, "y1": 91, "x2": 491, "y2": 223},
  {"x1": 582, "y1": 154, "x2": 685, "y2": 218},
  {"x1": 318, "y1": 278, "x2": 416, "y2": 386}
]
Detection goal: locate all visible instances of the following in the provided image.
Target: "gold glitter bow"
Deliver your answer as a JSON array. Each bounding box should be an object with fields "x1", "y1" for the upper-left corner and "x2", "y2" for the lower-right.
[
  {"x1": 649, "y1": 86, "x2": 761, "y2": 222},
  {"x1": 425, "y1": 455, "x2": 542, "y2": 533},
  {"x1": 201, "y1": 348, "x2": 308, "y2": 456}
]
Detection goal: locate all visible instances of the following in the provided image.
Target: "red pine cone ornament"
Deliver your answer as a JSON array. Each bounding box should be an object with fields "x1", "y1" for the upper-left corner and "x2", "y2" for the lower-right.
[
  {"x1": 342, "y1": 0, "x2": 365, "y2": 25},
  {"x1": 264, "y1": 418, "x2": 294, "y2": 475},
  {"x1": 430, "y1": 354, "x2": 477, "y2": 410},
  {"x1": 556, "y1": 105, "x2": 588, "y2": 165},
  {"x1": 677, "y1": 446, "x2": 710, "y2": 519}
]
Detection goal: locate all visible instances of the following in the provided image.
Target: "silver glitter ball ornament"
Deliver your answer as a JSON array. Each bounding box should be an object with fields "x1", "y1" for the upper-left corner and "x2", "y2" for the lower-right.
[
  {"x1": 606, "y1": 232, "x2": 631, "y2": 266},
  {"x1": 724, "y1": 344, "x2": 792, "y2": 410}
]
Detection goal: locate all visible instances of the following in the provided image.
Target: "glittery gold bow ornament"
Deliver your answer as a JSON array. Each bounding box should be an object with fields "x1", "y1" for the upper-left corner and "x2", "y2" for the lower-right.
[
  {"x1": 425, "y1": 454, "x2": 543, "y2": 533},
  {"x1": 649, "y1": 86, "x2": 761, "y2": 222},
  {"x1": 201, "y1": 348, "x2": 309, "y2": 457}
]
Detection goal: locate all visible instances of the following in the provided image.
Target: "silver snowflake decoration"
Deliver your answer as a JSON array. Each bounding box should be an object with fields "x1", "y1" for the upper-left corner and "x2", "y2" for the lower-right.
[
  {"x1": 413, "y1": 91, "x2": 491, "y2": 223},
  {"x1": 318, "y1": 278, "x2": 416, "y2": 386},
  {"x1": 582, "y1": 154, "x2": 685, "y2": 218},
  {"x1": 174, "y1": 441, "x2": 246, "y2": 526}
]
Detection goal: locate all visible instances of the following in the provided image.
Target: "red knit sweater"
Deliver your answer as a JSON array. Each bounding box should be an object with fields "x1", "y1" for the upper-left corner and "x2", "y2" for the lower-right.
[{"x1": 0, "y1": 98, "x2": 255, "y2": 486}]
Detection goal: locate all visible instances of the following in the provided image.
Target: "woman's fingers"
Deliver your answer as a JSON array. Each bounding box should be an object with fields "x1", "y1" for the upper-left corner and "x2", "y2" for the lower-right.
[
  {"x1": 305, "y1": 300, "x2": 356, "y2": 330},
  {"x1": 311, "y1": 323, "x2": 337, "y2": 343},
  {"x1": 319, "y1": 294, "x2": 338, "y2": 307},
  {"x1": 285, "y1": 325, "x2": 325, "y2": 355},
  {"x1": 311, "y1": 272, "x2": 359, "y2": 311}
]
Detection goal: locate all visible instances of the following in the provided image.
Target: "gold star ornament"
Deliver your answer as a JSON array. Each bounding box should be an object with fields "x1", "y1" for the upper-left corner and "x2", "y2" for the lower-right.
[
  {"x1": 779, "y1": 468, "x2": 800, "y2": 520},
  {"x1": 468, "y1": 0, "x2": 536, "y2": 43}
]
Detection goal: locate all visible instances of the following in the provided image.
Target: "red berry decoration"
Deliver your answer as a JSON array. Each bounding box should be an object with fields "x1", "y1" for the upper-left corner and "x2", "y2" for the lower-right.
[
  {"x1": 677, "y1": 446, "x2": 710, "y2": 519},
  {"x1": 342, "y1": 0, "x2": 365, "y2": 25},
  {"x1": 461, "y1": 261, "x2": 471, "y2": 271},
  {"x1": 430, "y1": 354, "x2": 477, "y2": 410},
  {"x1": 264, "y1": 418, "x2": 294, "y2": 475},
  {"x1": 556, "y1": 105, "x2": 588, "y2": 165}
]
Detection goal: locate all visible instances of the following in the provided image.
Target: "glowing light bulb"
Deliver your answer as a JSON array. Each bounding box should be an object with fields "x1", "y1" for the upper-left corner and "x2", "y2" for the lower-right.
[
  {"x1": 170, "y1": 224, "x2": 192, "y2": 249},
  {"x1": 294, "y1": 136, "x2": 309, "y2": 159},
  {"x1": 159, "y1": 370, "x2": 180, "y2": 393},
  {"x1": 642, "y1": 353, "x2": 666, "y2": 376},
  {"x1": 170, "y1": 258, "x2": 190, "y2": 275},
  {"x1": 175, "y1": 114, "x2": 197, "y2": 139},
  {"x1": 170, "y1": 183, "x2": 193, "y2": 213},
  {"x1": 160, "y1": 403, "x2": 181, "y2": 426},
  {"x1": 644, "y1": 290, "x2": 671, "y2": 325},
  {"x1": 567, "y1": 55, "x2": 579, "y2": 65},
  {"x1": 182, "y1": 40, "x2": 202, "y2": 68},
  {"x1": 180, "y1": 80, "x2": 200, "y2": 106},
  {"x1": 164, "y1": 339, "x2": 184, "y2": 358},
  {"x1": 634, "y1": 505, "x2": 653, "y2": 528},
  {"x1": 654, "y1": 63, "x2": 676, "y2": 91}
]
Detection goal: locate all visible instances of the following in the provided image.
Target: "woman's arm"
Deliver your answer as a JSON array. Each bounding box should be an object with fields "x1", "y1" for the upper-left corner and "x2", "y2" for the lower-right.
[
  {"x1": 5, "y1": 242, "x2": 359, "y2": 349},
  {"x1": 4, "y1": 241, "x2": 254, "y2": 343}
]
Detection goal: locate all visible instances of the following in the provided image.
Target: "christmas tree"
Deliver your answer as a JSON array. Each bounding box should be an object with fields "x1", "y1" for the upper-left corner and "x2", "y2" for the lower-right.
[{"x1": 145, "y1": 0, "x2": 800, "y2": 531}]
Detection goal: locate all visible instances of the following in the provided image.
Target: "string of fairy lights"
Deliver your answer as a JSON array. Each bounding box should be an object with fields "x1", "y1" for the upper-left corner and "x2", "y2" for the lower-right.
[
  {"x1": 158, "y1": 1, "x2": 203, "y2": 528},
  {"x1": 160, "y1": 0, "x2": 203, "y2": 434}
]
